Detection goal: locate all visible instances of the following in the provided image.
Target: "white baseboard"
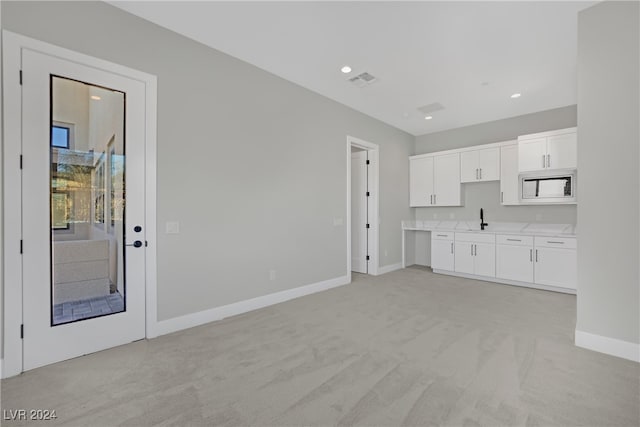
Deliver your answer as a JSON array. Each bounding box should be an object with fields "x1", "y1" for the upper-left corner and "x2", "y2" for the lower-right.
[
  {"x1": 155, "y1": 275, "x2": 350, "y2": 336},
  {"x1": 376, "y1": 262, "x2": 402, "y2": 275},
  {"x1": 575, "y1": 330, "x2": 640, "y2": 363}
]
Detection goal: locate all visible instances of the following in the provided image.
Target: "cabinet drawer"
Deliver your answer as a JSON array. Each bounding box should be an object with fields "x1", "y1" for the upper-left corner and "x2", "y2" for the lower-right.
[
  {"x1": 496, "y1": 234, "x2": 533, "y2": 246},
  {"x1": 534, "y1": 236, "x2": 577, "y2": 249},
  {"x1": 432, "y1": 231, "x2": 454, "y2": 240},
  {"x1": 455, "y1": 232, "x2": 496, "y2": 244}
]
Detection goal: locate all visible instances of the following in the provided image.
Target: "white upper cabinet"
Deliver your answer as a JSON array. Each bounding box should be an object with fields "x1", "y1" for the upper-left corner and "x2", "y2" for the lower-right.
[
  {"x1": 547, "y1": 133, "x2": 577, "y2": 170},
  {"x1": 461, "y1": 147, "x2": 500, "y2": 183},
  {"x1": 409, "y1": 153, "x2": 462, "y2": 207},
  {"x1": 518, "y1": 128, "x2": 577, "y2": 172},
  {"x1": 433, "y1": 153, "x2": 462, "y2": 206},
  {"x1": 409, "y1": 156, "x2": 434, "y2": 207},
  {"x1": 499, "y1": 142, "x2": 519, "y2": 205}
]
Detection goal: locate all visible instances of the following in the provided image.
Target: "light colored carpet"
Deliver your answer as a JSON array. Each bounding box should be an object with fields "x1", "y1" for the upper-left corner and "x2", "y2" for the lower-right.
[{"x1": 1, "y1": 267, "x2": 638, "y2": 426}]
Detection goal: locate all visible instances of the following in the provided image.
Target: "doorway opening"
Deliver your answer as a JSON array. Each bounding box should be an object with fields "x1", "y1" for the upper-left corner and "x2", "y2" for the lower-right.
[{"x1": 346, "y1": 136, "x2": 379, "y2": 278}]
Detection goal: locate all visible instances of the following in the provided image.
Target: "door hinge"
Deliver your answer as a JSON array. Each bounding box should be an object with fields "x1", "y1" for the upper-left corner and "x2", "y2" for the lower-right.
[
  {"x1": 366, "y1": 160, "x2": 370, "y2": 165},
  {"x1": 20, "y1": 324, "x2": 24, "y2": 339},
  {"x1": 19, "y1": 70, "x2": 23, "y2": 85},
  {"x1": 366, "y1": 191, "x2": 370, "y2": 197},
  {"x1": 20, "y1": 240, "x2": 23, "y2": 254},
  {"x1": 366, "y1": 255, "x2": 370, "y2": 261},
  {"x1": 366, "y1": 223, "x2": 370, "y2": 229},
  {"x1": 19, "y1": 155, "x2": 23, "y2": 169}
]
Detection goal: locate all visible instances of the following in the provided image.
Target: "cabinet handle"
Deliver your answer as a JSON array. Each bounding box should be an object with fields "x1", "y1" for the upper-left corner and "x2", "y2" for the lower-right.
[
  {"x1": 506, "y1": 238, "x2": 521, "y2": 242},
  {"x1": 530, "y1": 249, "x2": 533, "y2": 262},
  {"x1": 480, "y1": 168, "x2": 482, "y2": 179},
  {"x1": 501, "y1": 191, "x2": 504, "y2": 203},
  {"x1": 535, "y1": 249, "x2": 538, "y2": 262},
  {"x1": 437, "y1": 234, "x2": 448, "y2": 237},
  {"x1": 451, "y1": 242, "x2": 454, "y2": 254},
  {"x1": 471, "y1": 244, "x2": 474, "y2": 256},
  {"x1": 547, "y1": 154, "x2": 551, "y2": 168},
  {"x1": 542, "y1": 155, "x2": 546, "y2": 168},
  {"x1": 546, "y1": 241, "x2": 565, "y2": 244},
  {"x1": 476, "y1": 168, "x2": 479, "y2": 180},
  {"x1": 434, "y1": 194, "x2": 436, "y2": 205}
]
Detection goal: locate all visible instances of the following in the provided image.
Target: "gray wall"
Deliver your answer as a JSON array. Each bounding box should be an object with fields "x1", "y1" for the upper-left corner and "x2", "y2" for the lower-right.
[
  {"x1": 414, "y1": 106, "x2": 578, "y2": 224},
  {"x1": 576, "y1": 1, "x2": 639, "y2": 344},
  {"x1": 1, "y1": 1, "x2": 413, "y2": 322}
]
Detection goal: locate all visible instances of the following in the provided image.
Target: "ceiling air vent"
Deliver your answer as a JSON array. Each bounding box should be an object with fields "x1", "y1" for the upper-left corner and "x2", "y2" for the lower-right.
[
  {"x1": 417, "y1": 102, "x2": 445, "y2": 115},
  {"x1": 348, "y1": 72, "x2": 378, "y2": 88}
]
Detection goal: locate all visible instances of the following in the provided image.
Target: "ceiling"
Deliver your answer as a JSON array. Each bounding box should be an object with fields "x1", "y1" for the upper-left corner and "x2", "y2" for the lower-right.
[{"x1": 110, "y1": 1, "x2": 593, "y2": 136}]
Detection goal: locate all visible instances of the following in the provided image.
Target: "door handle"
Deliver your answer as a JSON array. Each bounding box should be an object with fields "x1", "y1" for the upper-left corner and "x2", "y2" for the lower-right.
[{"x1": 126, "y1": 240, "x2": 144, "y2": 248}]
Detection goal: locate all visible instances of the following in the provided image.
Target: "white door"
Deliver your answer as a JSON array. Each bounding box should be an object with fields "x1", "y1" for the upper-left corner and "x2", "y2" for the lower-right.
[
  {"x1": 534, "y1": 247, "x2": 577, "y2": 289},
  {"x1": 496, "y1": 245, "x2": 533, "y2": 282},
  {"x1": 409, "y1": 157, "x2": 434, "y2": 207},
  {"x1": 460, "y1": 150, "x2": 479, "y2": 183},
  {"x1": 431, "y1": 239, "x2": 454, "y2": 271},
  {"x1": 351, "y1": 151, "x2": 368, "y2": 273},
  {"x1": 546, "y1": 132, "x2": 577, "y2": 169},
  {"x1": 500, "y1": 144, "x2": 519, "y2": 205},
  {"x1": 478, "y1": 147, "x2": 500, "y2": 181},
  {"x1": 454, "y1": 243, "x2": 474, "y2": 274},
  {"x1": 518, "y1": 137, "x2": 547, "y2": 172},
  {"x1": 473, "y1": 243, "x2": 496, "y2": 277},
  {"x1": 21, "y1": 49, "x2": 146, "y2": 370},
  {"x1": 433, "y1": 153, "x2": 461, "y2": 206}
]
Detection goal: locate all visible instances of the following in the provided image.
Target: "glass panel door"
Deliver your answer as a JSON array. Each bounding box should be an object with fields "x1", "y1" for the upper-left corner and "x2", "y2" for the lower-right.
[{"x1": 50, "y1": 76, "x2": 126, "y2": 325}]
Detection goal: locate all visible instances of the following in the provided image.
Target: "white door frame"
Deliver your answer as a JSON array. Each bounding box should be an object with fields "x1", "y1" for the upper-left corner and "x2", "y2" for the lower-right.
[
  {"x1": 346, "y1": 136, "x2": 379, "y2": 277},
  {"x1": 1, "y1": 31, "x2": 158, "y2": 378}
]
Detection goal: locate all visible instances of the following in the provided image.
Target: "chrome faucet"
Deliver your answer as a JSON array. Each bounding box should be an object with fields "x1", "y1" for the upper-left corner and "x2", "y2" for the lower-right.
[{"x1": 480, "y1": 208, "x2": 488, "y2": 231}]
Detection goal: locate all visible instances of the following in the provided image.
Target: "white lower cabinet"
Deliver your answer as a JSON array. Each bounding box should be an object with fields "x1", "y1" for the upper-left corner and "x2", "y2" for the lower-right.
[
  {"x1": 496, "y1": 235, "x2": 534, "y2": 282},
  {"x1": 534, "y1": 237, "x2": 577, "y2": 290},
  {"x1": 431, "y1": 232, "x2": 454, "y2": 271},
  {"x1": 454, "y1": 233, "x2": 495, "y2": 277}
]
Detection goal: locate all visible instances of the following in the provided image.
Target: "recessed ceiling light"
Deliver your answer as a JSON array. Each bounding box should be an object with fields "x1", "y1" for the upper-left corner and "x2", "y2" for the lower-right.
[
  {"x1": 511, "y1": 93, "x2": 521, "y2": 99},
  {"x1": 91, "y1": 95, "x2": 101, "y2": 100},
  {"x1": 424, "y1": 116, "x2": 433, "y2": 120},
  {"x1": 341, "y1": 65, "x2": 352, "y2": 74}
]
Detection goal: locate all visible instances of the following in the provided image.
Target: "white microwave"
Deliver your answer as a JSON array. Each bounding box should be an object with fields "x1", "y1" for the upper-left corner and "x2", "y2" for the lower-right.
[{"x1": 519, "y1": 170, "x2": 577, "y2": 204}]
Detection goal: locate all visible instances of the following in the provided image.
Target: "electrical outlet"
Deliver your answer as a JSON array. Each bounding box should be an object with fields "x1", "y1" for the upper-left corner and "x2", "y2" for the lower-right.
[
  {"x1": 269, "y1": 270, "x2": 276, "y2": 281},
  {"x1": 165, "y1": 221, "x2": 180, "y2": 234}
]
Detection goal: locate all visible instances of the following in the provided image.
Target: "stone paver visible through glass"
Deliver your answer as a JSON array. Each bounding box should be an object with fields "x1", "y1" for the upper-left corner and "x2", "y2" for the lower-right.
[{"x1": 53, "y1": 292, "x2": 124, "y2": 325}]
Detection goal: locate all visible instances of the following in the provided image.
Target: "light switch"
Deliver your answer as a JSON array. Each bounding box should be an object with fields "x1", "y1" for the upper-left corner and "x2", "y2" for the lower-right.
[{"x1": 166, "y1": 221, "x2": 180, "y2": 234}]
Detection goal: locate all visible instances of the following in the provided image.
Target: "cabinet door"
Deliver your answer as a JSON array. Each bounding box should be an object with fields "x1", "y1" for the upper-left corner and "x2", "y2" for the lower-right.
[
  {"x1": 547, "y1": 132, "x2": 577, "y2": 169},
  {"x1": 473, "y1": 243, "x2": 496, "y2": 277},
  {"x1": 496, "y1": 245, "x2": 533, "y2": 282},
  {"x1": 431, "y1": 239, "x2": 454, "y2": 271},
  {"x1": 534, "y1": 247, "x2": 577, "y2": 289},
  {"x1": 477, "y1": 147, "x2": 500, "y2": 181},
  {"x1": 460, "y1": 150, "x2": 479, "y2": 183},
  {"x1": 409, "y1": 157, "x2": 434, "y2": 207},
  {"x1": 454, "y1": 242, "x2": 474, "y2": 274},
  {"x1": 434, "y1": 153, "x2": 461, "y2": 206},
  {"x1": 518, "y1": 137, "x2": 547, "y2": 172},
  {"x1": 500, "y1": 144, "x2": 519, "y2": 205}
]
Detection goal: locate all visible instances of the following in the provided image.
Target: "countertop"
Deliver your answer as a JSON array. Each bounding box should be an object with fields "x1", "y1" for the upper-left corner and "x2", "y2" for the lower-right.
[{"x1": 401, "y1": 221, "x2": 577, "y2": 238}]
